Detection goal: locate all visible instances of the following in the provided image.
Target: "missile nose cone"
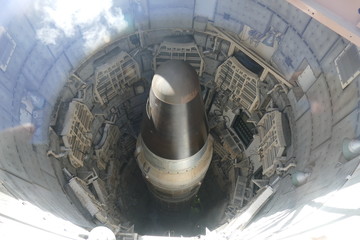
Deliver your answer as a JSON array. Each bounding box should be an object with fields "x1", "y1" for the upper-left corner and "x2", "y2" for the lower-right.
[
  {"x1": 152, "y1": 60, "x2": 200, "y2": 104},
  {"x1": 141, "y1": 60, "x2": 209, "y2": 160}
]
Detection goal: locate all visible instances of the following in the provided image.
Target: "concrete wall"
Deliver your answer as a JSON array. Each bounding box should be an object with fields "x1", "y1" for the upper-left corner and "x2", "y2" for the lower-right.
[
  {"x1": 0, "y1": 0, "x2": 359, "y2": 238},
  {"x1": 0, "y1": 0, "x2": 92, "y2": 229}
]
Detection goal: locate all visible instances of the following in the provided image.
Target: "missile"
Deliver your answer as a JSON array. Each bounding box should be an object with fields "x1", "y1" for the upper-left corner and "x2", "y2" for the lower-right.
[{"x1": 135, "y1": 60, "x2": 213, "y2": 208}]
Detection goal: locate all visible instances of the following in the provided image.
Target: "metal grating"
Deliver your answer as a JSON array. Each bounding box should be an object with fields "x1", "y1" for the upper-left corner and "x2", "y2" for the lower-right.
[
  {"x1": 95, "y1": 123, "x2": 120, "y2": 170},
  {"x1": 214, "y1": 140, "x2": 231, "y2": 160},
  {"x1": 92, "y1": 178, "x2": 108, "y2": 204},
  {"x1": 232, "y1": 112, "x2": 255, "y2": 148},
  {"x1": 215, "y1": 57, "x2": 259, "y2": 113},
  {"x1": 335, "y1": 44, "x2": 360, "y2": 89},
  {"x1": 0, "y1": 27, "x2": 16, "y2": 72},
  {"x1": 68, "y1": 177, "x2": 107, "y2": 223},
  {"x1": 257, "y1": 111, "x2": 287, "y2": 177},
  {"x1": 221, "y1": 129, "x2": 243, "y2": 159},
  {"x1": 154, "y1": 41, "x2": 204, "y2": 76},
  {"x1": 231, "y1": 176, "x2": 247, "y2": 208},
  {"x1": 94, "y1": 52, "x2": 140, "y2": 105},
  {"x1": 61, "y1": 101, "x2": 94, "y2": 168}
]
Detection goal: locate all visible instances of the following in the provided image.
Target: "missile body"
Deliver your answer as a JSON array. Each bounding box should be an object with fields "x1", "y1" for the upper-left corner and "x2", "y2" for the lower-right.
[{"x1": 135, "y1": 60, "x2": 213, "y2": 208}]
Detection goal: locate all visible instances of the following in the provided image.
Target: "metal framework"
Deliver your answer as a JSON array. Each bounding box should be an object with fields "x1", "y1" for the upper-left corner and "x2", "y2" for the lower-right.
[
  {"x1": 95, "y1": 123, "x2": 121, "y2": 170},
  {"x1": 215, "y1": 56, "x2": 259, "y2": 113},
  {"x1": 153, "y1": 41, "x2": 204, "y2": 76},
  {"x1": 257, "y1": 111, "x2": 287, "y2": 177},
  {"x1": 206, "y1": 24, "x2": 292, "y2": 87},
  {"x1": 61, "y1": 101, "x2": 94, "y2": 168},
  {"x1": 94, "y1": 52, "x2": 140, "y2": 105}
]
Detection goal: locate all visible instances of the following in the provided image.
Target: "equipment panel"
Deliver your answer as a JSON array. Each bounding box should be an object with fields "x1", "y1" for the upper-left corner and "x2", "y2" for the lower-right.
[
  {"x1": 61, "y1": 101, "x2": 94, "y2": 168},
  {"x1": 215, "y1": 57, "x2": 259, "y2": 113},
  {"x1": 257, "y1": 111, "x2": 287, "y2": 177},
  {"x1": 95, "y1": 124, "x2": 121, "y2": 170},
  {"x1": 154, "y1": 41, "x2": 204, "y2": 76},
  {"x1": 94, "y1": 52, "x2": 140, "y2": 105}
]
